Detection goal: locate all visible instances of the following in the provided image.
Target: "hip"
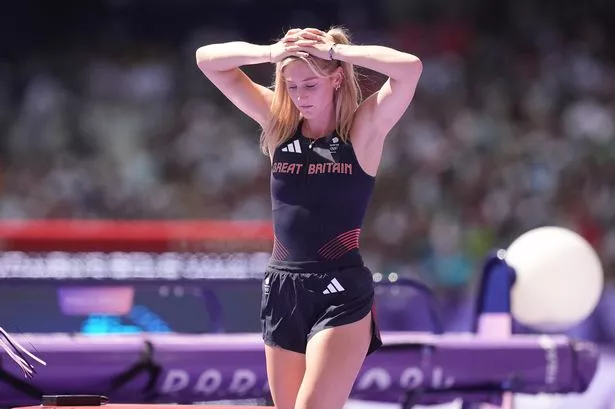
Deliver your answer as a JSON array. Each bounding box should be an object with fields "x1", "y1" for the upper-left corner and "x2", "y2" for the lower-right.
[{"x1": 262, "y1": 263, "x2": 375, "y2": 302}]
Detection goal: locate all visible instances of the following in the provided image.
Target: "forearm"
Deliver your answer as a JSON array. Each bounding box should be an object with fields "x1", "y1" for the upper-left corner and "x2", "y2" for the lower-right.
[
  {"x1": 332, "y1": 44, "x2": 422, "y2": 81},
  {"x1": 196, "y1": 42, "x2": 271, "y2": 72}
]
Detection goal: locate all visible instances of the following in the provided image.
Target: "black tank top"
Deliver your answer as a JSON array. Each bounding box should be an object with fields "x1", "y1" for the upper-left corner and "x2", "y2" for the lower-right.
[{"x1": 268, "y1": 125, "x2": 375, "y2": 273}]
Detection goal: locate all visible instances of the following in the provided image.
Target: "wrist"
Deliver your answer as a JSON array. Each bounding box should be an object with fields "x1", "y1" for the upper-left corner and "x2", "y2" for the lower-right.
[
  {"x1": 328, "y1": 44, "x2": 338, "y2": 61},
  {"x1": 329, "y1": 43, "x2": 350, "y2": 61}
]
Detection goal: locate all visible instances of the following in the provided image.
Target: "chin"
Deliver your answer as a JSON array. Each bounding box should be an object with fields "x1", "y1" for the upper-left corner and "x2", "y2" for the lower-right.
[{"x1": 299, "y1": 110, "x2": 317, "y2": 119}]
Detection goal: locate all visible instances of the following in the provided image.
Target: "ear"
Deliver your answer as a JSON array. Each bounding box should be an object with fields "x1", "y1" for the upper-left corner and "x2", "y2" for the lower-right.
[{"x1": 332, "y1": 66, "x2": 344, "y2": 89}]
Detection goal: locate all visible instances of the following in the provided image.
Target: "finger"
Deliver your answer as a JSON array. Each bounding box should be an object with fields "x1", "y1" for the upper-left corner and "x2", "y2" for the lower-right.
[
  {"x1": 299, "y1": 31, "x2": 322, "y2": 41},
  {"x1": 304, "y1": 27, "x2": 327, "y2": 36},
  {"x1": 285, "y1": 46, "x2": 312, "y2": 58},
  {"x1": 285, "y1": 48, "x2": 311, "y2": 58},
  {"x1": 283, "y1": 35, "x2": 299, "y2": 43},
  {"x1": 284, "y1": 33, "x2": 309, "y2": 43},
  {"x1": 299, "y1": 30, "x2": 321, "y2": 38},
  {"x1": 282, "y1": 30, "x2": 302, "y2": 41},
  {"x1": 294, "y1": 39, "x2": 318, "y2": 47}
]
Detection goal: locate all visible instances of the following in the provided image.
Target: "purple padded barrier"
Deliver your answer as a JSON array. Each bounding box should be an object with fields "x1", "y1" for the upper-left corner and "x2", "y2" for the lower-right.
[{"x1": 0, "y1": 332, "x2": 599, "y2": 407}]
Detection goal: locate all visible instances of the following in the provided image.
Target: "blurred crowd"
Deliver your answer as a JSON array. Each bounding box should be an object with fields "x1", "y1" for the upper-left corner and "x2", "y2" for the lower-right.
[{"x1": 0, "y1": 1, "x2": 614, "y2": 292}]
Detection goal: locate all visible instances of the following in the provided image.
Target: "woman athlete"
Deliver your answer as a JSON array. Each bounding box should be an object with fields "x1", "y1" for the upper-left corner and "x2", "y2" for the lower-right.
[{"x1": 196, "y1": 26, "x2": 422, "y2": 409}]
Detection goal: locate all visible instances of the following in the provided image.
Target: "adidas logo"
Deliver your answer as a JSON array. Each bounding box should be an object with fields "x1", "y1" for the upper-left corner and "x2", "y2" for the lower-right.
[
  {"x1": 323, "y1": 278, "x2": 345, "y2": 294},
  {"x1": 281, "y1": 140, "x2": 302, "y2": 154}
]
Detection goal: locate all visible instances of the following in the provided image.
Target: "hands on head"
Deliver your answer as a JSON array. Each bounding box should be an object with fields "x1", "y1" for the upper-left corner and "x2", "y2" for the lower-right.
[{"x1": 270, "y1": 28, "x2": 337, "y2": 63}]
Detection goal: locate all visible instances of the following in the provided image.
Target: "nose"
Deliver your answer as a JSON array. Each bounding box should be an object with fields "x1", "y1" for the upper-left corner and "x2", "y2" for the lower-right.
[{"x1": 296, "y1": 90, "x2": 308, "y2": 101}]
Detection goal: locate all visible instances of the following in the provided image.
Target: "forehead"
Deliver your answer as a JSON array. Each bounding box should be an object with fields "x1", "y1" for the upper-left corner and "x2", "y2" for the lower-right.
[{"x1": 282, "y1": 60, "x2": 321, "y2": 83}]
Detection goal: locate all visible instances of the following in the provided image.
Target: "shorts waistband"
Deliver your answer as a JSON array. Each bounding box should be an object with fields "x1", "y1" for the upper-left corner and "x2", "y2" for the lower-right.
[{"x1": 266, "y1": 254, "x2": 365, "y2": 274}]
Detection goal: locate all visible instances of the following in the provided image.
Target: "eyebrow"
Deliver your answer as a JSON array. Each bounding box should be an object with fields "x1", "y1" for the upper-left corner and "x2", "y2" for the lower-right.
[{"x1": 286, "y1": 76, "x2": 318, "y2": 84}]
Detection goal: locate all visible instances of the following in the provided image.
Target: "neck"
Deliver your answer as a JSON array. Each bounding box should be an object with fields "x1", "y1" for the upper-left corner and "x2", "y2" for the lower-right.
[{"x1": 302, "y1": 112, "x2": 336, "y2": 139}]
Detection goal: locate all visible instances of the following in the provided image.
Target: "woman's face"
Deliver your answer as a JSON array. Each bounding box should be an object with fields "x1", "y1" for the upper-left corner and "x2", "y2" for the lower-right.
[{"x1": 283, "y1": 59, "x2": 339, "y2": 119}]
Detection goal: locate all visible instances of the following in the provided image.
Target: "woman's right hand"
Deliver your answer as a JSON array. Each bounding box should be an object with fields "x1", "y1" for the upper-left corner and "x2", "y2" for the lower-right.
[{"x1": 269, "y1": 28, "x2": 315, "y2": 63}]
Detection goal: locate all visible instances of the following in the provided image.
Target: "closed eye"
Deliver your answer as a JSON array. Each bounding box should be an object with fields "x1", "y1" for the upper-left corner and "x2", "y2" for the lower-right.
[{"x1": 286, "y1": 83, "x2": 317, "y2": 91}]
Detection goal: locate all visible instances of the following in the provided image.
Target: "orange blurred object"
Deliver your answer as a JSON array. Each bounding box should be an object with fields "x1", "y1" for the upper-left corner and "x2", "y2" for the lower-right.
[{"x1": 0, "y1": 220, "x2": 273, "y2": 252}]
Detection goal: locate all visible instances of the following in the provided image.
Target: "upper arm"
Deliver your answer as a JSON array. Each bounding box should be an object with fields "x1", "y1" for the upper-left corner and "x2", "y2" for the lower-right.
[
  {"x1": 197, "y1": 64, "x2": 273, "y2": 128},
  {"x1": 354, "y1": 64, "x2": 423, "y2": 145}
]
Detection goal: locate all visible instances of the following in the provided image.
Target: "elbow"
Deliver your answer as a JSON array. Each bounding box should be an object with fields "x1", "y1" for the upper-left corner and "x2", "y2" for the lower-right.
[
  {"x1": 196, "y1": 44, "x2": 224, "y2": 71},
  {"x1": 195, "y1": 46, "x2": 211, "y2": 69},
  {"x1": 400, "y1": 56, "x2": 422, "y2": 83},
  {"x1": 408, "y1": 55, "x2": 423, "y2": 76},
  {"x1": 391, "y1": 56, "x2": 422, "y2": 83}
]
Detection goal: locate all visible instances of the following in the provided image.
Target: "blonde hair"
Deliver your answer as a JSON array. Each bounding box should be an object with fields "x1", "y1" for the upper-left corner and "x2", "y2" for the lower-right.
[{"x1": 260, "y1": 26, "x2": 362, "y2": 155}]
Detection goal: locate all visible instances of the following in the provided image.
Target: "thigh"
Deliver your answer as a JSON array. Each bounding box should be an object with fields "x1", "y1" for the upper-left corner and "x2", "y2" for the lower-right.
[
  {"x1": 265, "y1": 344, "x2": 306, "y2": 409},
  {"x1": 306, "y1": 266, "x2": 382, "y2": 355},
  {"x1": 294, "y1": 312, "x2": 372, "y2": 409}
]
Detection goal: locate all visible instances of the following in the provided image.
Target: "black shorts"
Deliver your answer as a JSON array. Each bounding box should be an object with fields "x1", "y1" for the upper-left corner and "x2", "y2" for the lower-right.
[{"x1": 260, "y1": 265, "x2": 382, "y2": 355}]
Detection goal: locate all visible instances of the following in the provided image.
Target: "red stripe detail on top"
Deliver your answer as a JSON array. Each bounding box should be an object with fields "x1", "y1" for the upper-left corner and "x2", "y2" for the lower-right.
[
  {"x1": 317, "y1": 228, "x2": 361, "y2": 259},
  {"x1": 271, "y1": 236, "x2": 289, "y2": 260}
]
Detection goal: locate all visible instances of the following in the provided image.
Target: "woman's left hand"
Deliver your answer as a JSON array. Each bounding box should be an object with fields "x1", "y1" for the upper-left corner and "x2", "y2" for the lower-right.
[{"x1": 295, "y1": 28, "x2": 336, "y2": 60}]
